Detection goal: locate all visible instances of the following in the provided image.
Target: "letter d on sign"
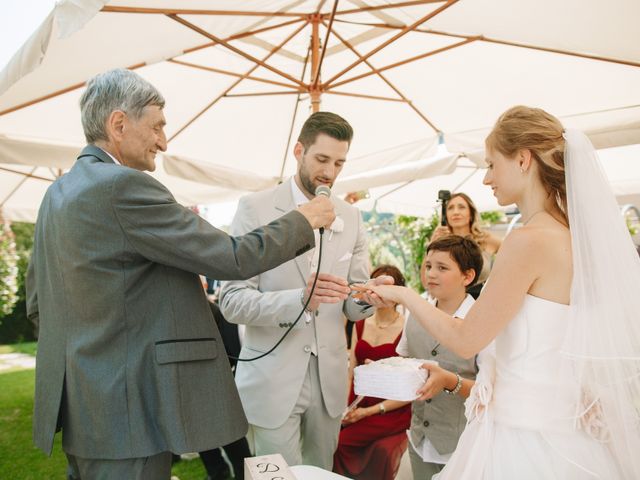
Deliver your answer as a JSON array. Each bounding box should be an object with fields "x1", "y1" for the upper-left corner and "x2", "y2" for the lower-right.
[{"x1": 245, "y1": 454, "x2": 296, "y2": 480}]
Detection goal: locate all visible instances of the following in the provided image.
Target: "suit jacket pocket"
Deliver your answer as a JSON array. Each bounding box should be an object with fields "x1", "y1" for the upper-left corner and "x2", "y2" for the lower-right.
[
  {"x1": 155, "y1": 338, "x2": 217, "y2": 364},
  {"x1": 333, "y1": 257, "x2": 351, "y2": 278}
]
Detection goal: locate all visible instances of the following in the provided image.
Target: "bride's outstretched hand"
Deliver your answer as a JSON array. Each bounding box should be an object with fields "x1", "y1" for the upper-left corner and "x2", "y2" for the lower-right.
[{"x1": 351, "y1": 282, "x2": 408, "y2": 306}]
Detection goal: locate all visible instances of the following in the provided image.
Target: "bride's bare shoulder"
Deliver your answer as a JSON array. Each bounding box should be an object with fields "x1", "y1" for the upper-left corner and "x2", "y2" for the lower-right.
[{"x1": 499, "y1": 222, "x2": 569, "y2": 260}]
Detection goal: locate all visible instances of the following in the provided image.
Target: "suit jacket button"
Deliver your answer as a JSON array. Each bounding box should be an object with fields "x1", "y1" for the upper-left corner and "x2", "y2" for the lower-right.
[
  {"x1": 303, "y1": 345, "x2": 311, "y2": 353},
  {"x1": 315, "y1": 310, "x2": 319, "y2": 316},
  {"x1": 425, "y1": 399, "x2": 432, "y2": 403},
  {"x1": 423, "y1": 420, "x2": 430, "y2": 428}
]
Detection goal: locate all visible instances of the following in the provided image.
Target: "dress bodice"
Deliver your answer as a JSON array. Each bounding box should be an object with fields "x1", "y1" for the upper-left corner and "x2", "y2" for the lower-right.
[
  {"x1": 437, "y1": 294, "x2": 621, "y2": 479},
  {"x1": 496, "y1": 294, "x2": 569, "y2": 384},
  {"x1": 353, "y1": 321, "x2": 401, "y2": 365},
  {"x1": 492, "y1": 294, "x2": 575, "y2": 432}
]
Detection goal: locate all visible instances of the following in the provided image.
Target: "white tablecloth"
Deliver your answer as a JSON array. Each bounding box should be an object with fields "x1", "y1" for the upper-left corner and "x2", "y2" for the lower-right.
[{"x1": 290, "y1": 465, "x2": 351, "y2": 479}]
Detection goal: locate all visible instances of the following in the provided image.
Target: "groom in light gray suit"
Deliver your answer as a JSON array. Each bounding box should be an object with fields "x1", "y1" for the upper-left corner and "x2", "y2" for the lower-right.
[
  {"x1": 220, "y1": 112, "x2": 391, "y2": 469},
  {"x1": 26, "y1": 69, "x2": 335, "y2": 480}
]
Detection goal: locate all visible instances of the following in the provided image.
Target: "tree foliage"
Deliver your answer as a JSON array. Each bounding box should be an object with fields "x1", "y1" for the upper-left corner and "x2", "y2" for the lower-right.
[
  {"x1": 366, "y1": 211, "x2": 439, "y2": 292},
  {"x1": 0, "y1": 222, "x2": 35, "y2": 343}
]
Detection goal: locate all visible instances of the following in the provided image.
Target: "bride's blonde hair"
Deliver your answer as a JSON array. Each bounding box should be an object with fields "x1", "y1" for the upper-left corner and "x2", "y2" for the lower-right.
[{"x1": 486, "y1": 106, "x2": 568, "y2": 226}]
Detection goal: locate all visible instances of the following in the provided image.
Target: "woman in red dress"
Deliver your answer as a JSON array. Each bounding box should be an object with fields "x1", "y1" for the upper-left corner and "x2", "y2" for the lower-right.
[{"x1": 333, "y1": 265, "x2": 411, "y2": 480}]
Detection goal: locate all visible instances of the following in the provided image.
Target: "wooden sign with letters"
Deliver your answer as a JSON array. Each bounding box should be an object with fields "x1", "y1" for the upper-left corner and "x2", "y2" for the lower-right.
[{"x1": 245, "y1": 454, "x2": 297, "y2": 480}]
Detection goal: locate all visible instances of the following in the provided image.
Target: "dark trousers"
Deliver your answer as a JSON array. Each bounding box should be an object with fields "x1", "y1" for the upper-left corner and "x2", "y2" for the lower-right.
[{"x1": 200, "y1": 436, "x2": 251, "y2": 480}]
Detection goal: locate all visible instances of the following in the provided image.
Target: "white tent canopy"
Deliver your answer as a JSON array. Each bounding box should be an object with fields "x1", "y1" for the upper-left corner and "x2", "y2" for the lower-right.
[
  {"x1": 0, "y1": 0, "x2": 639, "y2": 221},
  {"x1": 350, "y1": 144, "x2": 640, "y2": 218}
]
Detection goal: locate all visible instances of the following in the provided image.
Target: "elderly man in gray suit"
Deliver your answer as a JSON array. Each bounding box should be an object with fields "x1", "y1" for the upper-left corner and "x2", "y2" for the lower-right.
[
  {"x1": 26, "y1": 69, "x2": 335, "y2": 480},
  {"x1": 219, "y1": 112, "x2": 391, "y2": 470}
]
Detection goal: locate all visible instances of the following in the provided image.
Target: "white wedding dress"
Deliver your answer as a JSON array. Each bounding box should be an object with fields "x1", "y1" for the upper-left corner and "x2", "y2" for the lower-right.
[{"x1": 436, "y1": 294, "x2": 621, "y2": 479}]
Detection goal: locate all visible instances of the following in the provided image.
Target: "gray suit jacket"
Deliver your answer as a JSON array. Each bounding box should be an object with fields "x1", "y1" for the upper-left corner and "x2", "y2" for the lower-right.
[
  {"x1": 27, "y1": 146, "x2": 315, "y2": 459},
  {"x1": 219, "y1": 179, "x2": 372, "y2": 428}
]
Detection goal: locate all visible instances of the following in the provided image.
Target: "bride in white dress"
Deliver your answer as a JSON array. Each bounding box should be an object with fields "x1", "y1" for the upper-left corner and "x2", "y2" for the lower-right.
[{"x1": 359, "y1": 106, "x2": 640, "y2": 479}]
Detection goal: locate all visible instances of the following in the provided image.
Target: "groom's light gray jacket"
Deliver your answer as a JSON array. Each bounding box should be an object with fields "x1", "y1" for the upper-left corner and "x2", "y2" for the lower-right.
[
  {"x1": 219, "y1": 179, "x2": 372, "y2": 429},
  {"x1": 27, "y1": 146, "x2": 315, "y2": 459}
]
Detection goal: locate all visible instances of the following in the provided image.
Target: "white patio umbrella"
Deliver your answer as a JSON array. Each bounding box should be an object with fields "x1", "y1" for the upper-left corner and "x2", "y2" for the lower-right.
[
  {"x1": 346, "y1": 143, "x2": 640, "y2": 218},
  {"x1": 0, "y1": 0, "x2": 639, "y2": 221}
]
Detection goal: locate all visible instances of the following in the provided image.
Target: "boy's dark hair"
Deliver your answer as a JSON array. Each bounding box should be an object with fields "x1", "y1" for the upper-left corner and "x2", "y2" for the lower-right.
[
  {"x1": 426, "y1": 235, "x2": 484, "y2": 287},
  {"x1": 297, "y1": 111, "x2": 353, "y2": 151},
  {"x1": 370, "y1": 264, "x2": 406, "y2": 287}
]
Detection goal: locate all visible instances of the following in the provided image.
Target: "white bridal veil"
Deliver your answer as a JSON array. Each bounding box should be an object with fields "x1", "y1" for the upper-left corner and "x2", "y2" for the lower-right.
[{"x1": 562, "y1": 129, "x2": 640, "y2": 478}]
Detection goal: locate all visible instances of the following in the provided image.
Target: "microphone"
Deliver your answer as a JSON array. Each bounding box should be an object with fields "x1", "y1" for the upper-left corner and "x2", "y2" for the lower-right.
[
  {"x1": 315, "y1": 185, "x2": 332, "y2": 233},
  {"x1": 315, "y1": 184, "x2": 331, "y2": 198}
]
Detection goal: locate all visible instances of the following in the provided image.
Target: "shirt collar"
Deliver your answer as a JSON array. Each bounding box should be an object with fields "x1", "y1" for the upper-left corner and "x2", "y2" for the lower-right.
[
  {"x1": 428, "y1": 293, "x2": 475, "y2": 319},
  {"x1": 98, "y1": 147, "x2": 121, "y2": 166},
  {"x1": 291, "y1": 177, "x2": 311, "y2": 206}
]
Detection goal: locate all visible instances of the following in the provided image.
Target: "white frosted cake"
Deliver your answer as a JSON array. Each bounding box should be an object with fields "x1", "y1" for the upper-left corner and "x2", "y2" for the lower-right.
[{"x1": 353, "y1": 357, "x2": 435, "y2": 401}]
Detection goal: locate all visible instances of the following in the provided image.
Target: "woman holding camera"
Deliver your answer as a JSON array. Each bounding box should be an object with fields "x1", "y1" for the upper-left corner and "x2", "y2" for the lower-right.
[{"x1": 429, "y1": 193, "x2": 501, "y2": 292}]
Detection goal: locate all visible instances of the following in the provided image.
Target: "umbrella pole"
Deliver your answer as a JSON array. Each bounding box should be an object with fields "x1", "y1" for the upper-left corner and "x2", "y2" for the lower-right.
[{"x1": 310, "y1": 15, "x2": 321, "y2": 112}]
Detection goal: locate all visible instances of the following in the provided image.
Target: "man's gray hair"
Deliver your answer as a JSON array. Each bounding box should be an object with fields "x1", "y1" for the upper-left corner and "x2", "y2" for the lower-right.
[{"x1": 79, "y1": 69, "x2": 165, "y2": 144}]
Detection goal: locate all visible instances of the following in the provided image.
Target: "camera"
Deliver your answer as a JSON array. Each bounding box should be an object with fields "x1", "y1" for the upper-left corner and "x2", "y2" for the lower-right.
[{"x1": 438, "y1": 190, "x2": 451, "y2": 226}]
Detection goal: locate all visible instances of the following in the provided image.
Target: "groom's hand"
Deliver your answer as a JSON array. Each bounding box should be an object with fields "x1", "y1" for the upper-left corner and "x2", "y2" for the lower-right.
[
  {"x1": 352, "y1": 275, "x2": 396, "y2": 309},
  {"x1": 302, "y1": 273, "x2": 350, "y2": 311}
]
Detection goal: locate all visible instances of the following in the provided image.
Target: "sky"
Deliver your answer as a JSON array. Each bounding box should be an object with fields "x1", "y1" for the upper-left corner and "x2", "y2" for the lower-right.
[{"x1": 0, "y1": 0, "x2": 57, "y2": 71}]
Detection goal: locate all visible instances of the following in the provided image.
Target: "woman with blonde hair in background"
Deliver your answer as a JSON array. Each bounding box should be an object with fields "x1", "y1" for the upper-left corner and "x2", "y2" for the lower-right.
[
  {"x1": 358, "y1": 106, "x2": 640, "y2": 478},
  {"x1": 430, "y1": 193, "x2": 501, "y2": 296}
]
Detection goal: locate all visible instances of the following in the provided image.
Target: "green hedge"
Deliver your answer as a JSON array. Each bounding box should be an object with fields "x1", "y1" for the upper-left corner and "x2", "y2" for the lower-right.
[{"x1": 0, "y1": 222, "x2": 35, "y2": 344}]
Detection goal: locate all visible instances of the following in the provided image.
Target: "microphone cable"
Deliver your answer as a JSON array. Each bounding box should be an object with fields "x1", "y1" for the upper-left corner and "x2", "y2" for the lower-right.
[{"x1": 229, "y1": 228, "x2": 326, "y2": 362}]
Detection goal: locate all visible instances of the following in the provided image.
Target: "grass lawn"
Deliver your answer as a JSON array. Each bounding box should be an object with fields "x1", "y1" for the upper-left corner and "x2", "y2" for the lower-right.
[
  {"x1": 0, "y1": 364, "x2": 229, "y2": 479},
  {"x1": 0, "y1": 341, "x2": 37, "y2": 356}
]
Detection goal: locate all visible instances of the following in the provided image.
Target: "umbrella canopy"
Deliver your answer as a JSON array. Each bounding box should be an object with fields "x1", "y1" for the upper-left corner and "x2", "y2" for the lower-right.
[
  {"x1": 0, "y1": 0, "x2": 639, "y2": 221},
  {"x1": 348, "y1": 143, "x2": 640, "y2": 218}
]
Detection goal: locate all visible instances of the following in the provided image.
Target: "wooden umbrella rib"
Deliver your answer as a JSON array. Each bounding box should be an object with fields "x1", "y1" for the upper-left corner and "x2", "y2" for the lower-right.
[
  {"x1": 167, "y1": 14, "x2": 306, "y2": 88},
  {"x1": 101, "y1": 6, "x2": 305, "y2": 17},
  {"x1": 224, "y1": 91, "x2": 303, "y2": 97},
  {"x1": 333, "y1": 0, "x2": 447, "y2": 16},
  {"x1": 323, "y1": 0, "x2": 459, "y2": 87},
  {"x1": 325, "y1": 90, "x2": 406, "y2": 102},
  {"x1": 0, "y1": 166, "x2": 53, "y2": 183},
  {"x1": 311, "y1": 0, "x2": 339, "y2": 88},
  {"x1": 482, "y1": 36, "x2": 640, "y2": 68},
  {"x1": 0, "y1": 167, "x2": 39, "y2": 207},
  {"x1": 328, "y1": 37, "x2": 476, "y2": 89},
  {"x1": 326, "y1": 24, "x2": 439, "y2": 131},
  {"x1": 0, "y1": 17, "x2": 303, "y2": 118},
  {"x1": 167, "y1": 59, "x2": 301, "y2": 89},
  {"x1": 181, "y1": 18, "x2": 305, "y2": 55},
  {"x1": 167, "y1": 20, "x2": 309, "y2": 143},
  {"x1": 332, "y1": 19, "x2": 472, "y2": 40},
  {"x1": 0, "y1": 63, "x2": 146, "y2": 117},
  {"x1": 315, "y1": 0, "x2": 329, "y2": 14},
  {"x1": 331, "y1": 20, "x2": 640, "y2": 68}
]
